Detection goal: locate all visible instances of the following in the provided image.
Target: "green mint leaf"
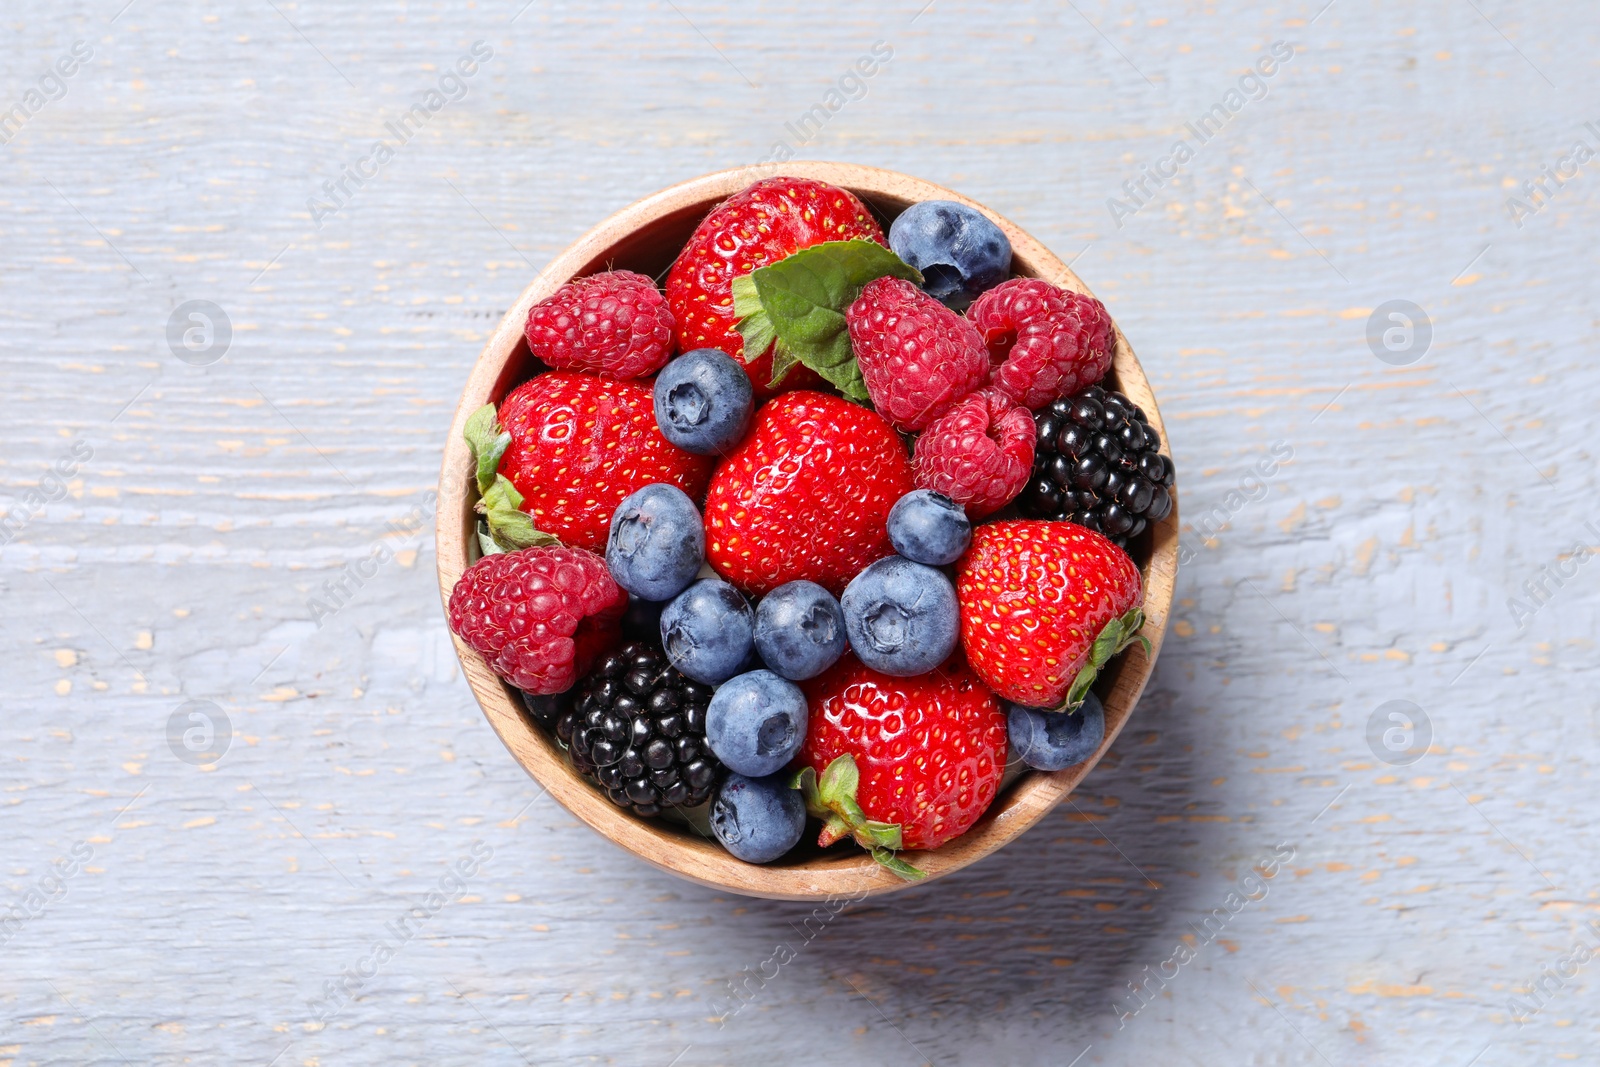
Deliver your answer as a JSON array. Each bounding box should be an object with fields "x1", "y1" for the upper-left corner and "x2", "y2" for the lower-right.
[
  {"x1": 732, "y1": 240, "x2": 921, "y2": 402},
  {"x1": 871, "y1": 848, "x2": 927, "y2": 882},
  {"x1": 731, "y1": 275, "x2": 779, "y2": 367},
  {"x1": 767, "y1": 344, "x2": 802, "y2": 390},
  {"x1": 464, "y1": 404, "x2": 512, "y2": 496}
]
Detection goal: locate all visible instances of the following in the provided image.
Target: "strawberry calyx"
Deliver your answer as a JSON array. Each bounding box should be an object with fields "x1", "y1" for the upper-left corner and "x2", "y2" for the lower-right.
[
  {"x1": 1061, "y1": 606, "x2": 1149, "y2": 712},
  {"x1": 792, "y1": 754, "x2": 926, "y2": 882},
  {"x1": 463, "y1": 403, "x2": 560, "y2": 555}
]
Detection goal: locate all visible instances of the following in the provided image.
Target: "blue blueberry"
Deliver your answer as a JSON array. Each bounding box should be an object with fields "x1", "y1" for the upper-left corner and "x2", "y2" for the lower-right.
[
  {"x1": 839, "y1": 556, "x2": 959, "y2": 677},
  {"x1": 889, "y1": 200, "x2": 1012, "y2": 310},
  {"x1": 654, "y1": 348, "x2": 755, "y2": 455},
  {"x1": 886, "y1": 489, "x2": 971, "y2": 567},
  {"x1": 710, "y1": 772, "x2": 806, "y2": 864},
  {"x1": 1007, "y1": 692, "x2": 1106, "y2": 772},
  {"x1": 659, "y1": 577, "x2": 755, "y2": 685},
  {"x1": 705, "y1": 669, "x2": 808, "y2": 777},
  {"x1": 606, "y1": 483, "x2": 705, "y2": 600},
  {"x1": 753, "y1": 580, "x2": 847, "y2": 680}
]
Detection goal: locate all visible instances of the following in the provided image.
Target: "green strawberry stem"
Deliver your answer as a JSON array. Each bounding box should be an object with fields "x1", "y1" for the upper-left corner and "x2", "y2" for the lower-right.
[
  {"x1": 463, "y1": 403, "x2": 559, "y2": 554},
  {"x1": 792, "y1": 755, "x2": 926, "y2": 882},
  {"x1": 731, "y1": 240, "x2": 922, "y2": 400},
  {"x1": 1061, "y1": 607, "x2": 1150, "y2": 712}
]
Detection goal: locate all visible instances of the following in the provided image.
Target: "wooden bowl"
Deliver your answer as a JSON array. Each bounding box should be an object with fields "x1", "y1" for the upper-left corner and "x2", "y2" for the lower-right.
[{"x1": 436, "y1": 163, "x2": 1177, "y2": 901}]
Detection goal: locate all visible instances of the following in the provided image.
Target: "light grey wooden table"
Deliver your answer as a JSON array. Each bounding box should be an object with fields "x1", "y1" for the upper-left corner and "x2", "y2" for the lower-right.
[{"x1": 4, "y1": 2, "x2": 1597, "y2": 1064}]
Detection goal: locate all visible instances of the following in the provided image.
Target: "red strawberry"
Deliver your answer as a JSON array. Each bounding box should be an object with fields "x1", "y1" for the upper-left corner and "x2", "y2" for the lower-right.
[
  {"x1": 911, "y1": 389, "x2": 1035, "y2": 517},
  {"x1": 845, "y1": 276, "x2": 990, "y2": 431},
  {"x1": 497, "y1": 372, "x2": 712, "y2": 553},
  {"x1": 524, "y1": 270, "x2": 674, "y2": 380},
  {"x1": 968, "y1": 278, "x2": 1114, "y2": 410},
  {"x1": 666, "y1": 176, "x2": 886, "y2": 397},
  {"x1": 704, "y1": 390, "x2": 912, "y2": 596},
  {"x1": 796, "y1": 655, "x2": 1007, "y2": 862},
  {"x1": 447, "y1": 545, "x2": 627, "y2": 695},
  {"x1": 955, "y1": 520, "x2": 1146, "y2": 709}
]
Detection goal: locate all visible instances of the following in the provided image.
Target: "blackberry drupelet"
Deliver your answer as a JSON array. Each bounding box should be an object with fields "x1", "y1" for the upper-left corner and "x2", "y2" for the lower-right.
[
  {"x1": 555, "y1": 641, "x2": 722, "y2": 816},
  {"x1": 1016, "y1": 385, "x2": 1175, "y2": 545}
]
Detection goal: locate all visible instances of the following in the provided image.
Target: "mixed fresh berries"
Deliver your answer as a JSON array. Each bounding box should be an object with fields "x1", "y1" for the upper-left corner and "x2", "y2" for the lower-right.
[
  {"x1": 605, "y1": 483, "x2": 705, "y2": 601},
  {"x1": 1016, "y1": 384, "x2": 1175, "y2": 546},
  {"x1": 846, "y1": 276, "x2": 988, "y2": 432},
  {"x1": 886, "y1": 489, "x2": 971, "y2": 566},
  {"x1": 447, "y1": 176, "x2": 1172, "y2": 880},
  {"x1": 560, "y1": 641, "x2": 722, "y2": 815},
  {"x1": 497, "y1": 372, "x2": 712, "y2": 553},
  {"x1": 703, "y1": 390, "x2": 912, "y2": 596},
  {"x1": 888, "y1": 200, "x2": 1012, "y2": 311},
  {"x1": 911, "y1": 388, "x2": 1035, "y2": 518},
  {"x1": 448, "y1": 545, "x2": 626, "y2": 695},
  {"x1": 752, "y1": 580, "x2": 847, "y2": 681},
  {"x1": 667, "y1": 176, "x2": 885, "y2": 396},
  {"x1": 840, "y1": 555, "x2": 960, "y2": 678},
  {"x1": 798, "y1": 656, "x2": 1007, "y2": 853},
  {"x1": 969, "y1": 278, "x2": 1115, "y2": 411},
  {"x1": 652, "y1": 347, "x2": 753, "y2": 456},
  {"x1": 525, "y1": 270, "x2": 675, "y2": 380},
  {"x1": 956, "y1": 520, "x2": 1146, "y2": 709}
]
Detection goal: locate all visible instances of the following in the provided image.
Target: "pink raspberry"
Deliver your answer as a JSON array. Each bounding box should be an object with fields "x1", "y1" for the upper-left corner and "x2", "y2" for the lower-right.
[
  {"x1": 524, "y1": 270, "x2": 674, "y2": 379},
  {"x1": 447, "y1": 546, "x2": 627, "y2": 694},
  {"x1": 845, "y1": 276, "x2": 988, "y2": 431},
  {"x1": 911, "y1": 390, "x2": 1035, "y2": 518},
  {"x1": 968, "y1": 278, "x2": 1114, "y2": 410}
]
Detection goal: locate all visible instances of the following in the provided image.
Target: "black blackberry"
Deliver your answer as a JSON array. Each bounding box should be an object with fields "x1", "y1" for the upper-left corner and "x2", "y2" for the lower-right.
[
  {"x1": 555, "y1": 641, "x2": 721, "y2": 816},
  {"x1": 1016, "y1": 385, "x2": 1175, "y2": 546}
]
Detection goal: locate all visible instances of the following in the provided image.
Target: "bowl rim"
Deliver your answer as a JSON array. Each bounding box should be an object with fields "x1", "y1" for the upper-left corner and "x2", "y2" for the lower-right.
[{"x1": 435, "y1": 162, "x2": 1178, "y2": 901}]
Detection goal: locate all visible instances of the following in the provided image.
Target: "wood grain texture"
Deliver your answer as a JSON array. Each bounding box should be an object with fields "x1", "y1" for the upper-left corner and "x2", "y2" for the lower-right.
[
  {"x1": 437, "y1": 161, "x2": 1178, "y2": 901},
  {"x1": 2, "y1": 1, "x2": 1597, "y2": 1065}
]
